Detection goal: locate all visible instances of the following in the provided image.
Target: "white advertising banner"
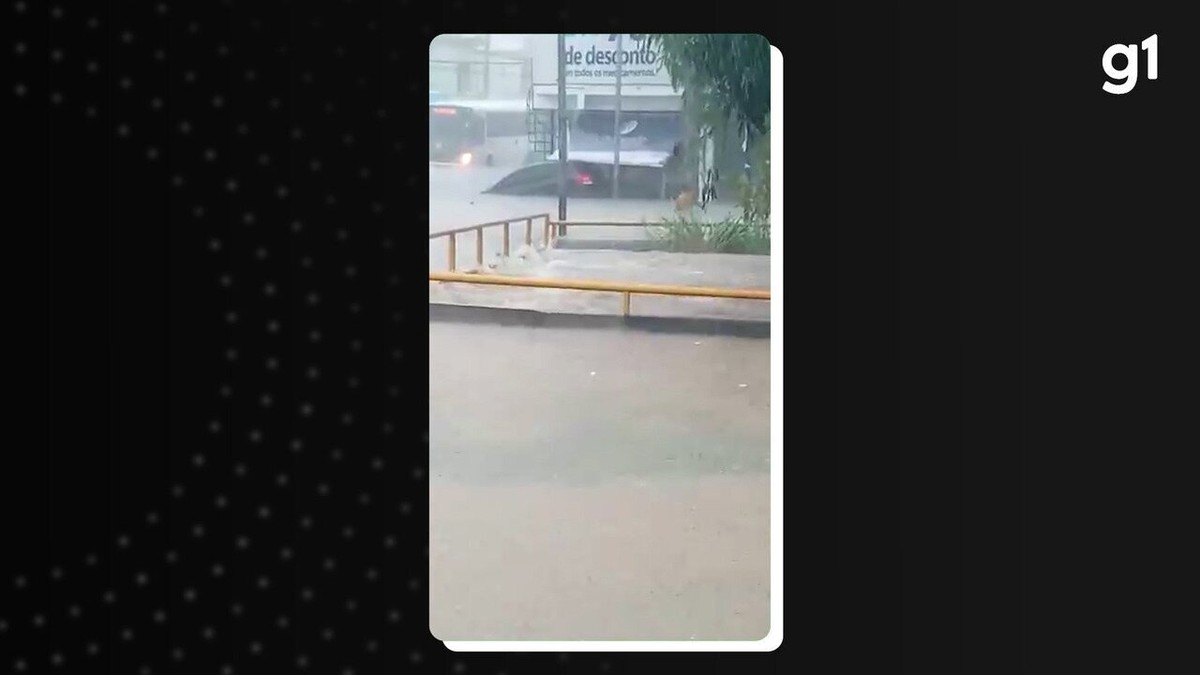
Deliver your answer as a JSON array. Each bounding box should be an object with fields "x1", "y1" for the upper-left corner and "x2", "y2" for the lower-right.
[{"x1": 530, "y1": 34, "x2": 675, "y2": 89}]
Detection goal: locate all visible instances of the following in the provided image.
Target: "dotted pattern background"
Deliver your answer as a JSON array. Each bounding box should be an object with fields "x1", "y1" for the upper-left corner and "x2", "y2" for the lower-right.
[{"x1": 3, "y1": 1, "x2": 786, "y2": 671}]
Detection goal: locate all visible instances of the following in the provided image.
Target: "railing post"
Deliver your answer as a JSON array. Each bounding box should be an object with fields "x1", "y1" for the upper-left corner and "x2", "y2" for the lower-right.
[
  {"x1": 502, "y1": 222, "x2": 510, "y2": 257},
  {"x1": 447, "y1": 234, "x2": 456, "y2": 271},
  {"x1": 525, "y1": 218, "x2": 532, "y2": 246},
  {"x1": 621, "y1": 292, "x2": 631, "y2": 317},
  {"x1": 475, "y1": 227, "x2": 484, "y2": 267}
]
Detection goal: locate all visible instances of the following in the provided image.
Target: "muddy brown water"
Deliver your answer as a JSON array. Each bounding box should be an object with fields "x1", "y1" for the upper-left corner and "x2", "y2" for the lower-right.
[{"x1": 429, "y1": 322, "x2": 771, "y2": 641}]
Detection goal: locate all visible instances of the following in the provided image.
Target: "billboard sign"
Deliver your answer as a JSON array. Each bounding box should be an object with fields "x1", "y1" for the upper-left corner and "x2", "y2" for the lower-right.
[{"x1": 532, "y1": 34, "x2": 675, "y2": 89}]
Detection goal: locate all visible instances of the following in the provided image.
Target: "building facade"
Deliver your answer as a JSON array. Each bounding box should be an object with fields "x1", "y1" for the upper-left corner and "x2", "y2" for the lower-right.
[{"x1": 429, "y1": 34, "x2": 532, "y2": 100}]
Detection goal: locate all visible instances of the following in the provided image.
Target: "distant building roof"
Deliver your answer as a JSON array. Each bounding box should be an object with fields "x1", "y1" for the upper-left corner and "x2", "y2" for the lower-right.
[{"x1": 431, "y1": 99, "x2": 527, "y2": 112}]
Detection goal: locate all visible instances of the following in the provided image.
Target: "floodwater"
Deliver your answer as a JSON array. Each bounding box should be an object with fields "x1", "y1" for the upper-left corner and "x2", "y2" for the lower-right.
[
  {"x1": 428, "y1": 165, "x2": 739, "y2": 271},
  {"x1": 428, "y1": 160, "x2": 772, "y2": 641},
  {"x1": 428, "y1": 164, "x2": 764, "y2": 320},
  {"x1": 429, "y1": 322, "x2": 771, "y2": 641}
]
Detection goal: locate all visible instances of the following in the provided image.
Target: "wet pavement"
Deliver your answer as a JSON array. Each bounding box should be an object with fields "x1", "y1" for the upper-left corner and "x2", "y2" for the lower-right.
[{"x1": 429, "y1": 322, "x2": 771, "y2": 641}]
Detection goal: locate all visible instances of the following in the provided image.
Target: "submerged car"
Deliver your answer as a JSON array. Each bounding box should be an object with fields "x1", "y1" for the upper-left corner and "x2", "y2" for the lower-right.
[
  {"x1": 484, "y1": 154, "x2": 686, "y2": 200},
  {"x1": 484, "y1": 110, "x2": 690, "y2": 198},
  {"x1": 484, "y1": 160, "x2": 604, "y2": 197}
]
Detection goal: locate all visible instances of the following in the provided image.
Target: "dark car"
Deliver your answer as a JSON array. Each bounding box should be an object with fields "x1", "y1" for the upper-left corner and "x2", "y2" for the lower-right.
[
  {"x1": 483, "y1": 161, "x2": 601, "y2": 197},
  {"x1": 484, "y1": 160, "x2": 683, "y2": 199},
  {"x1": 486, "y1": 109, "x2": 692, "y2": 198}
]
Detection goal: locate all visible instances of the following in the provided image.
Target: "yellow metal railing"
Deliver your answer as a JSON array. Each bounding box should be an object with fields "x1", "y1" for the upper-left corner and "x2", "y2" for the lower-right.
[
  {"x1": 429, "y1": 271, "x2": 769, "y2": 318},
  {"x1": 430, "y1": 217, "x2": 673, "y2": 271},
  {"x1": 549, "y1": 220, "x2": 648, "y2": 229},
  {"x1": 430, "y1": 214, "x2": 555, "y2": 271}
]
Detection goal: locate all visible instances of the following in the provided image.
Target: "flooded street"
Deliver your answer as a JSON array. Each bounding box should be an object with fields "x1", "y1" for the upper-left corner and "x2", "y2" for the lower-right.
[
  {"x1": 428, "y1": 144, "x2": 770, "y2": 641},
  {"x1": 428, "y1": 165, "x2": 740, "y2": 270},
  {"x1": 428, "y1": 163, "x2": 706, "y2": 232},
  {"x1": 429, "y1": 323, "x2": 770, "y2": 640}
]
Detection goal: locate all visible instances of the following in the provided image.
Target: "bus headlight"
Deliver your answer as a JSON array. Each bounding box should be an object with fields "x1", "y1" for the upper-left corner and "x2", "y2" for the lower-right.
[{"x1": 458, "y1": 152, "x2": 473, "y2": 166}]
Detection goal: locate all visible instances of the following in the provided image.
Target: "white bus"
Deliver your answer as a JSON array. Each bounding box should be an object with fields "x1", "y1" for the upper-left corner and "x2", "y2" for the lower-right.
[{"x1": 429, "y1": 99, "x2": 531, "y2": 167}]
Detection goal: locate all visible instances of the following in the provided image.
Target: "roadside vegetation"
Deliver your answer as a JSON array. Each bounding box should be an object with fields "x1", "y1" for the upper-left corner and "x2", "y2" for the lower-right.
[
  {"x1": 646, "y1": 215, "x2": 770, "y2": 255},
  {"x1": 649, "y1": 34, "x2": 772, "y2": 253}
]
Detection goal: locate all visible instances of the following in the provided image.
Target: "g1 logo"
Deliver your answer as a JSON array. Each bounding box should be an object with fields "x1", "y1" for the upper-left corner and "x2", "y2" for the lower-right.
[{"x1": 1102, "y1": 34, "x2": 1158, "y2": 95}]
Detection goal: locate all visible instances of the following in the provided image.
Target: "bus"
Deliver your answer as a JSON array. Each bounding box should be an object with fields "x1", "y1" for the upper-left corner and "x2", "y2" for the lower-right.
[
  {"x1": 429, "y1": 104, "x2": 485, "y2": 165},
  {"x1": 428, "y1": 99, "x2": 531, "y2": 167}
]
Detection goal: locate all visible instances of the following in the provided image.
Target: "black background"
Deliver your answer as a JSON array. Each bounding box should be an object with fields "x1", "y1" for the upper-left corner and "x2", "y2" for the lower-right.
[
  {"x1": 4, "y1": 0, "x2": 1198, "y2": 673},
  {"x1": 825, "y1": 3, "x2": 1198, "y2": 673}
]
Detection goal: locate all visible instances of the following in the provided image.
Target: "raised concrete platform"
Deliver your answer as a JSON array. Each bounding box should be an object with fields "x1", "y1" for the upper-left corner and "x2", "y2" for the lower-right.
[
  {"x1": 430, "y1": 249, "x2": 771, "y2": 323},
  {"x1": 552, "y1": 237, "x2": 671, "y2": 252},
  {"x1": 429, "y1": 302, "x2": 770, "y2": 338},
  {"x1": 553, "y1": 237, "x2": 771, "y2": 255}
]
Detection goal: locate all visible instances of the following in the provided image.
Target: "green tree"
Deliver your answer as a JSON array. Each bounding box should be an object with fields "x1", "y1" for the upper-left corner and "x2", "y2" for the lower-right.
[
  {"x1": 651, "y1": 34, "x2": 771, "y2": 224},
  {"x1": 651, "y1": 34, "x2": 771, "y2": 144}
]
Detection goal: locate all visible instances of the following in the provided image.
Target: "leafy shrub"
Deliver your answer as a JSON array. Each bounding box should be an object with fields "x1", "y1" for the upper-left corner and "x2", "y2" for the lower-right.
[{"x1": 647, "y1": 215, "x2": 770, "y2": 255}]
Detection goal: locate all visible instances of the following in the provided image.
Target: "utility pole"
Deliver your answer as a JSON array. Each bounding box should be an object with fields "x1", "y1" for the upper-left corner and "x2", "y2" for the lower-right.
[
  {"x1": 557, "y1": 34, "x2": 568, "y2": 227},
  {"x1": 612, "y1": 33, "x2": 623, "y2": 199},
  {"x1": 482, "y1": 34, "x2": 492, "y2": 98}
]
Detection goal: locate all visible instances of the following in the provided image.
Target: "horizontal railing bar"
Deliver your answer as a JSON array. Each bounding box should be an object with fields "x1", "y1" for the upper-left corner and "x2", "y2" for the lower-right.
[
  {"x1": 547, "y1": 221, "x2": 651, "y2": 228},
  {"x1": 549, "y1": 220, "x2": 772, "y2": 229},
  {"x1": 429, "y1": 271, "x2": 769, "y2": 301},
  {"x1": 430, "y1": 214, "x2": 551, "y2": 239},
  {"x1": 433, "y1": 218, "x2": 771, "y2": 240}
]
